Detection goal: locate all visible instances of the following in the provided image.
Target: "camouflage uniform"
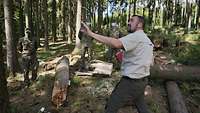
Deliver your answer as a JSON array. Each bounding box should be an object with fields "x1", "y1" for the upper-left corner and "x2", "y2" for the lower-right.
[
  {"x1": 78, "y1": 23, "x2": 93, "y2": 71},
  {"x1": 18, "y1": 36, "x2": 39, "y2": 86},
  {"x1": 107, "y1": 23, "x2": 120, "y2": 63}
]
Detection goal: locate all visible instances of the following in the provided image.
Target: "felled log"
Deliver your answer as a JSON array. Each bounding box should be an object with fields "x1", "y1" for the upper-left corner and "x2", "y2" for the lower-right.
[
  {"x1": 76, "y1": 60, "x2": 113, "y2": 76},
  {"x1": 51, "y1": 56, "x2": 70, "y2": 108},
  {"x1": 150, "y1": 64, "x2": 200, "y2": 81},
  {"x1": 166, "y1": 81, "x2": 189, "y2": 113}
]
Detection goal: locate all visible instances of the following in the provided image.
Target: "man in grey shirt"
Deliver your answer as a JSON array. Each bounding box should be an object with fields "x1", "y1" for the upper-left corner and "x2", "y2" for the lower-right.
[{"x1": 80, "y1": 15, "x2": 153, "y2": 113}]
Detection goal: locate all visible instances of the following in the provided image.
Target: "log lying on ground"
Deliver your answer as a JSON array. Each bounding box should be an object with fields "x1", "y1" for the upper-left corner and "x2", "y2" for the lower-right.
[
  {"x1": 51, "y1": 56, "x2": 70, "y2": 108},
  {"x1": 150, "y1": 64, "x2": 200, "y2": 81},
  {"x1": 166, "y1": 81, "x2": 189, "y2": 113}
]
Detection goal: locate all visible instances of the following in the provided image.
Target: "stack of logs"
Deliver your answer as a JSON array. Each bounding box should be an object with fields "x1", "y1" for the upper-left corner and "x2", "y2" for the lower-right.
[{"x1": 151, "y1": 52, "x2": 200, "y2": 113}]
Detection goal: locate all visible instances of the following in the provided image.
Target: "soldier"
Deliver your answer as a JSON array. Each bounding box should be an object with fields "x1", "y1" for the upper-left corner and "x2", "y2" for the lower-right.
[
  {"x1": 78, "y1": 22, "x2": 93, "y2": 72},
  {"x1": 18, "y1": 28, "x2": 39, "y2": 86},
  {"x1": 107, "y1": 22, "x2": 120, "y2": 63}
]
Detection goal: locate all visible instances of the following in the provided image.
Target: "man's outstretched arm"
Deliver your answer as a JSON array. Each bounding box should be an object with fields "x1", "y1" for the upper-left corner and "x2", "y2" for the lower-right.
[{"x1": 80, "y1": 22, "x2": 124, "y2": 49}]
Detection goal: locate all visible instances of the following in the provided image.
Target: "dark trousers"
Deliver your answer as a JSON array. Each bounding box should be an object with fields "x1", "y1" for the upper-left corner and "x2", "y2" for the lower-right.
[{"x1": 105, "y1": 76, "x2": 151, "y2": 113}]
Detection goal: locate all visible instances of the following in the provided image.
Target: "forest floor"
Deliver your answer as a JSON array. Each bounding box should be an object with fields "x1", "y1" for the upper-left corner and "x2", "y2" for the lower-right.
[{"x1": 7, "y1": 40, "x2": 200, "y2": 113}]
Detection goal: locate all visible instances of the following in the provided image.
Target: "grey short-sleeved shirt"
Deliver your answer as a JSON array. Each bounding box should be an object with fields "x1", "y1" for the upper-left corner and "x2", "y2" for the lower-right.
[{"x1": 119, "y1": 30, "x2": 154, "y2": 79}]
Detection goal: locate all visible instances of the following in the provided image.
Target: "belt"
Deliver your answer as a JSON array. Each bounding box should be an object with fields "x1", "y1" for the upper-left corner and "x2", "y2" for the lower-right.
[{"x1": 122, "y1": 76, "x2": 148, "y2": 81}]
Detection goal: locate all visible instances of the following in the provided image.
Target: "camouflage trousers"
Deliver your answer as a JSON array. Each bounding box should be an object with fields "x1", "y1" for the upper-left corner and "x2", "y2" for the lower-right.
[{"x1": 21, "y1": 54, "x2": 39, "y2": 86}]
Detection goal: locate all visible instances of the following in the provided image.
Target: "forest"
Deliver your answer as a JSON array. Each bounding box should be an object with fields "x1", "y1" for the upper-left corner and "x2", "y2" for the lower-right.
[{"x1": 0, "y1": 0, "x2": 200, "y2": 113}]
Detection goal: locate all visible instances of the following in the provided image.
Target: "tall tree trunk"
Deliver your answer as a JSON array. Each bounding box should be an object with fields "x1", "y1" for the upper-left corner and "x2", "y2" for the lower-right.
[
  {"x1": 196, "y1": 0, "x2": 200, "y2": 29},
  {"x1": 128, "y1": 0, "x2": 132, "y2": 20},
  {"x1": 133, "y1": 0, "x2": 137, "y2": 15},
  {"x1": 44, "y1": 0, "x2": 49, "y2": 51},
  {"x1": 52, "y1": 0, "x2": 57, "y2": 42},
  {"x1": 1, "y1": 1, "x2": 9, "y2": 113},
  {"x1": 186, "y1": 0, "x2": 192, "y2": 31},
  {"x1": 19, "y1": 0, "x2": 24, "y2": 37},
  {"x1": 160, "y1": 3, "x2": 164, "y2": 27},
  {"x1": 24, "y1": 0, "x2": 31, "y2": 38},
  {"x1": 30, "y1": 0, "x2": 33, "y2": 38},
  {"x1": 97, "y1": 0, "x2": 103, "y2": 33},
  {"x1": 35, "y1": 0, "x2": 40, "y2": 47},
  {"x1": 61, "y1": 0, "x2": 66, "y2": 41},
  {"x1": 72, "y1": 0, "x2": 82, "y2": 54},
  {"x1": 67, "y1": 0, "x2": 72, "y2": 44},
  {"x1": 4, "y1": 0, "x2": 17, "y2": 76}
]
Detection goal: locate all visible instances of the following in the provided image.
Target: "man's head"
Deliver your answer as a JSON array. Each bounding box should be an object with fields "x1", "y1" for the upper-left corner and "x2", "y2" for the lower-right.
[{"x1": 128, "y1": 15, "x2": 144, "y2": 33}]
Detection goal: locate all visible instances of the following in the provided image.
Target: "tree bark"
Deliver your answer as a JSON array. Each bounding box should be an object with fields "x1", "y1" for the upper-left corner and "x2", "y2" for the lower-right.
[
  {"x1": 61, "y1": 0, "x2": 66, "y2": 41},
  {"x1": 19, "y1": 0, "x2": 24, "y2": 37},
  {"x1": 133, "y1": 0, "x2": 137, "y2": 15},
  {"x1": 66, "y1": 0, "x2": 72, "y2": 44},
  {"x1": 4, "y1": 0, "x2": 17, "y2": 76},
  {"x1": 24, "y1": 0, "x2": 31, "y2": 38},
  {"x1": 72, "y1": 0, "x2": 82, "y2": 54},
  {"x1": 52, "y1": 56, "x2": 69, "y2": 108},
  {"x1": 166, "y1": 81, "x2": 189, "y2": 113},
  {"x1": 1, "y1": 1, "x2": 10, "y2": 112},
  {"x1": 43, "y1": 0, "x2": 49, "y2": 51},
  {"x1": 35, "y1": 0, "x2": 40, "y2": 47},
  {"x1": 97, "y1": 0, "x2": 103, "y2": 33},
  {"x1": 150, "y1": 64, "x2": 200, "y2": 81},
  {"x1": 52, "y1": 0, "x2": 57, "y2": 42}
]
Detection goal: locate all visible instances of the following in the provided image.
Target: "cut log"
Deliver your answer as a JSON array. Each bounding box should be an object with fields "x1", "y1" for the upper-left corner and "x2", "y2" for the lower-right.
[
  {"x1": 150, "y1": 64, "x2": 200, "y2": 81},
  {"x1": 166, "y1": 81, "x2": 189, "y2": 113},
  {"x1": 76, "y1": 60, "x2": 113, "y2": 76},
  {"x1": 51, "y1": 56, "x2": 70, "y2": 108}
]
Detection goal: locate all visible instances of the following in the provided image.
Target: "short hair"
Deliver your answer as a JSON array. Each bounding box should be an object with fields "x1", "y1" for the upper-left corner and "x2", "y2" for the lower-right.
[{"x1": 132, "y1": 15, "x2": 145, "y2": 27}]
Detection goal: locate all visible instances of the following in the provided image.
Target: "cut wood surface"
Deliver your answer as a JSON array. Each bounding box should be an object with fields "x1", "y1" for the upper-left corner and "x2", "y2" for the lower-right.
[
  {"x1": 166, "y1": 81, "x2": 189, "y2": 113},
  {"x1": 76, "y1": 60, "x2": 113, "y2": 76},
  {"x1": 51, "y1": 56, "x2": 70, "y2": 108}
]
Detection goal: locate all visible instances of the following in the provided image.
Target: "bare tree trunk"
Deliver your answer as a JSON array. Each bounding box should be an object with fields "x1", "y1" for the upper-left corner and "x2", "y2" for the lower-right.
[
  {"x1": 44, "y1": 0, "x2": 49, "y2": 51},
  {"x1": 24, "y1": 0, "x2": 31, "y2": 37},
  {"x1": 128, "y1": 0, "x2": 132, "y2": 20},
  {"x1": 4, "y1": 0, "x2": 17, "y2": 76},
  {"x1": 186, "y1": 0, "x2": 192, "y2": 31},
  {"x1": 61, "y1": 0, "x2": 66, "y2": 41},
  {"x1": 35, "y1": 0, "x2": 40, "y2": 47},
  {"x1": 66, "y1": 0, "x2": 72, "y2": 44},
  {"x1": 0, "y1": 40, "x2": 9, "y2": 113},
  {"x1": 19, "y1": 0, "x2": 24, "y2": 37},
  {"x1": 97, "y1": 0, "x2": 103, "y2": 33},
  {"x1": 52, "y1": 0, "x2": 57, "y2": 42},
  {"x1": 72, "y1": 0, "x2": 82, "y2": 54},
  {"x1": 133, "y1": 0, "x2": 137, "y2": 15},
  {"x1": 1, "y1": 0, "x2": 10, "y2": 113},
  {"x1": 195, "y1": 0, "x2": 200, "y2": 29}
]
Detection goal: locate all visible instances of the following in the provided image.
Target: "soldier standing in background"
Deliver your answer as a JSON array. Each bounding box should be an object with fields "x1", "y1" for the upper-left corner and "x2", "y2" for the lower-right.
[{"x1": 18, "y1": 28, "x2": 39, "y2": 86}]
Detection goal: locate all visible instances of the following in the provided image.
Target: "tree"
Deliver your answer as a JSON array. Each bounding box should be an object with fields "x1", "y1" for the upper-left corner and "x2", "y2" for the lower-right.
[
  {"x1": 4, "y1": 0, "x2": 18, "y2": 76},
  {"x1": 72, "y1": 0, "x2": 82, "y2": 54},
  {"x1": 1, "y1": 1, "x2": 10, "y2": 112},
  {"x1": 52, "y1": 0, "x2": 57, "y2": 42},
  {"x1": 43, "y1": 0, "x2": 49, "y2": 51}
]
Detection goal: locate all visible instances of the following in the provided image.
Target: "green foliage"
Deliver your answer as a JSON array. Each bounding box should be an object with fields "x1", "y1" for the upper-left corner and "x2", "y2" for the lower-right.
[
  {"x1": 37, "y1": 51, "x2": 55, "y2": 61},
  {"x1": 149, "y1": 102, "x2": 160, "y2": 113},
  {"x1": 71, "y1": 76, "x2": 81, "y2": 86},
  {"x1": 10, "y1": 105, "x2": 20, "y2": 113},
  {"x1": 174, "y1": 44, "x2": 200, "y2": 65}
]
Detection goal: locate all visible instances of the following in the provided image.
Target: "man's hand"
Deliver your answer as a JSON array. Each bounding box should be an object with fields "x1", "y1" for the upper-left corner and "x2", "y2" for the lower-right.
[{"x1": 80, "y1": 22, "x2": 93, "y2": 36}]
